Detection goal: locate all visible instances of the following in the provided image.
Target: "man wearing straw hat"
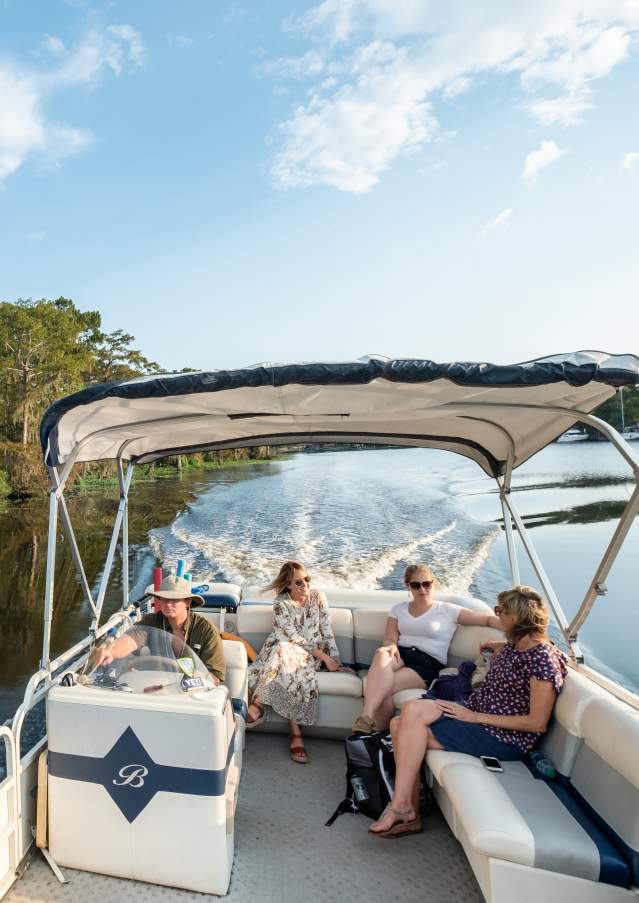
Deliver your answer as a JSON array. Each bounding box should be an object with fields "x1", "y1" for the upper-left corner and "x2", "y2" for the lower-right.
[{"x1": 91, "y1": 572, "x2": 226, "y2": 684}]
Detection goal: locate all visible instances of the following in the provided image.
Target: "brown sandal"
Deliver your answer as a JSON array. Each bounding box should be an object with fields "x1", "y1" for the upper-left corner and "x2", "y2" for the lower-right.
[
  {"x1": 369, "y1": 804, "x2": 422, "y2": 838},
  {"x1": 289, "y1": 734, "x2": 308, "y2": 764}
]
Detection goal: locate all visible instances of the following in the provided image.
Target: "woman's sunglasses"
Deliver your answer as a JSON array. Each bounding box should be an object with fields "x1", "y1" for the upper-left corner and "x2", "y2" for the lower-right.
[
  {"x1": 294, "y1": 576, "x2": 311, "y2": 587},
  {"x1": 494, "y1": 605, "x2": 511, "y2": 615},
  {"x1": 408, "y1": 580, "x2": 433, "y2": 590}
]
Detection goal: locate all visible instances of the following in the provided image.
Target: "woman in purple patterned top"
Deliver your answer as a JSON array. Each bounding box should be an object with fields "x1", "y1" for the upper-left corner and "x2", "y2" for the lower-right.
[{"x1": 369, "y1": 585, "x2": 568, "y2": 838}]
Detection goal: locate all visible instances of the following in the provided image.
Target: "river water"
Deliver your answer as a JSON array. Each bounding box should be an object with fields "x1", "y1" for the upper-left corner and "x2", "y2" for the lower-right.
[{"x1": 1, "y1": 443, "x2": 637, "y2": 723}]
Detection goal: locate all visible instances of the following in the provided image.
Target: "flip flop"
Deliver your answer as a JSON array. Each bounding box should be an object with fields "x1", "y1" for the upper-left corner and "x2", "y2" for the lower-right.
[
  {"x1": 369, "y1": 804, "x2": 422, "y2": 838},
  {"x1": 246, "y1": 701, "x2": 265, "y2": 728},
  {"x1": 289, "y1": 734, "x2": 308, "y2": 764}
]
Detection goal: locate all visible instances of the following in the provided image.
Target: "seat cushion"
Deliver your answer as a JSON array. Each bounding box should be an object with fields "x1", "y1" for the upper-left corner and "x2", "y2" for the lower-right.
[
  {"x1": 316, "y1": 671, "x2": 363, "y2": 698},
  {"x1": 426, "y1": 749, "x2": 482, "y2": 783},
  {"x1": 392, "y1": 688, "x2": 426, "y2": 709},
  {"x1": 438, "y1": 760, "x2": 631, "y2": 887}
]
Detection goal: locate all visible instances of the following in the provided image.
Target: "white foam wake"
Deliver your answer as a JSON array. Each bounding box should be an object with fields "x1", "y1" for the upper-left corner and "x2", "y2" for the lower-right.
[{"x1": 159, "y1": 520, "x2": 458, "y2": 592}]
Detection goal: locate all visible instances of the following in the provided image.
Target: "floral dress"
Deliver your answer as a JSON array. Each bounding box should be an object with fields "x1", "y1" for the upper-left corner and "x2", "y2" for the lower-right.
[{"x1": 247, "y1": 589, "x2": 340, "y2": 725}]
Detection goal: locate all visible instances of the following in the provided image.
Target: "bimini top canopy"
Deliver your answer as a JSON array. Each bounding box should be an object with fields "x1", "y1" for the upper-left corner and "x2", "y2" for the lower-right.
[{"x1": 40, "y1": 351, "x2": 639, "y2": 478}]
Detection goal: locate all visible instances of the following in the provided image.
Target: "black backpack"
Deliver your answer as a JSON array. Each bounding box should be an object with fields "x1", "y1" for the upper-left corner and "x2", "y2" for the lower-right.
[{"x1": 326, "y1": 731, "x2": 432, "y2": 826}]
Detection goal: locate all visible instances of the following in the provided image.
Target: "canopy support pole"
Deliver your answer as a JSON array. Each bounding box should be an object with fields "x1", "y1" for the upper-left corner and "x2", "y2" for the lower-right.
[
  {"x1": 50, "y1": 467, "x2": 98, "y2": 620},
  {"x1": 41, "y1": 482, "x2": 60, "y2": 670},
  {"x1": 498, "y1": 483, "x2": 520, "y2": 586},
  {"x1": 569, "y1": 482, "x2": 639, "y2": 639},
  {"x1": 91, "y1": 463, "x2": 134, "y2": 634},
  {"x1": 501, "y1": 492, "x2": 582, "y2": 662},
  {"x1": 118, "y1": 458, "x2": 132, "y2": 610}
]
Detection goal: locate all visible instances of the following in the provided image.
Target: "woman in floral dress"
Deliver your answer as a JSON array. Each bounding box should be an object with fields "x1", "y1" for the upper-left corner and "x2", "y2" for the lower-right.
[
  {"x1": 246, "y1": 561, "x2": 344, "y2": 763},
  {"x1": 370, "y1": 585, "x2": 568, "y2": 837}
]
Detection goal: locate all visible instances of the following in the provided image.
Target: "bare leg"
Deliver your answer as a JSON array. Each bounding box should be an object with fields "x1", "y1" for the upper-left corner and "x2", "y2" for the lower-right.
[
  {"x1": 362, "y1": 650, "x2": 426, "y2": 729},
  {"x1": 370, "y1": 700, "x2": 442, "y2": 832},
  {"x1": 362, "y1": 649, "x2": 400, "y2": 719}
]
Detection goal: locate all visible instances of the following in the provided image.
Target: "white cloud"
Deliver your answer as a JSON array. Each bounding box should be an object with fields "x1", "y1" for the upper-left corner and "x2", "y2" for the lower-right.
[
  {"x1": 526, "y1": 89, "x2": 594, "y2": 127},
  {"x1": 259, "y1": 50, "x2": 325, "y2": 79},
  {"x1": 521, "y1": 139, "x2": 567, "y2": 187},
  {"x1": 271, "y1": 44, "x2": 438, "y2": 193},
  {"x1": 269, "y1": 1, "x2": 639, "y2": 193},
  {"x1": 622, "y1": 151, "x2": 639, "y2": 171},
  {"x1": 0, "y1": 26, "x2": 144, "y2": 183},
  {"x1": 27, "y1": 230, "x2": 46, "y2": 241},
  {"x1": 480, "y1": 208, "x2": 513, "y2": 237}
]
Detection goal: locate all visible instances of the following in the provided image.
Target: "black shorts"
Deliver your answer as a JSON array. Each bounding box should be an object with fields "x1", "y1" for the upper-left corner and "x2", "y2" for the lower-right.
[{"x1": 398, "y1": 646, "x2": 441, "y2": 685}]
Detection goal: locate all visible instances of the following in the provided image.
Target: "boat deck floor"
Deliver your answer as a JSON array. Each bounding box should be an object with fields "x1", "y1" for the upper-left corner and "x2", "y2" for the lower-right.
[{"x1": 6, "y1": 734, "x2": 482, "y2": 903}]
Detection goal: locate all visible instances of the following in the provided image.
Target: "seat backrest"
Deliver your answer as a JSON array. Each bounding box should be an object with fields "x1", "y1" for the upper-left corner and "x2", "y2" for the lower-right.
[
  {"x1": 352, "y1": 610, "x2": 389, "y2": 666},
  {"x1": 447, "y1": 625, "x2": 503, "y2": 667},
  {"x1": 222, "y1": 638, "x2": 248, "y2": 705},
  {"x1": 569, "y1": 695, "x2": 639, "y2": 883},
  {"x1": 540, "y1": 668, "x2": 608, "y2": 777},
  {"x1": 235, "y1": 604, "x2": 354, "y2": 665}
]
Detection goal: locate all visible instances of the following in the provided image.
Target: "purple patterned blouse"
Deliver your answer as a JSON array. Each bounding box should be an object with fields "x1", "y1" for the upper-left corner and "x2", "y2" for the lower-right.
[{"x1": 466, "y1": 642, "x2": 568, "y2": 752}]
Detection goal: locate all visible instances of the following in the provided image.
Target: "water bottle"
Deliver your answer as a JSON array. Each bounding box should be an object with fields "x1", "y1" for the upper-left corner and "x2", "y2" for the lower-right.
[
  {"x1": 529, "y1": 750, "x2": 557, "y2": 779},
  {"x1": 350, "y1": 776, "x2": 370, "y2": 803}
]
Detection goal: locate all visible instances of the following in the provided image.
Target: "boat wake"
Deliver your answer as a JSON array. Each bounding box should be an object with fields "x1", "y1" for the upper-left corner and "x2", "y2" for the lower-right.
[{"x1": 147, "y1": 450, "x2": 502, "y2": 597}]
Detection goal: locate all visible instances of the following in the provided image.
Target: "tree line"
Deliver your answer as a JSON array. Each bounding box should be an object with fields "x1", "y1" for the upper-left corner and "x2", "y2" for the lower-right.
[{"x1": 0, "y1": 297, "x2": 267, "y2": 496}]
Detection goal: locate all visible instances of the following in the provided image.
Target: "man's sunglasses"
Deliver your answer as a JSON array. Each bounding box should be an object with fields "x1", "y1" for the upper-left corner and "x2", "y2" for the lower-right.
[
  {"x1": 408, "y1": 580, "x2": 433, "y2": 590},
  {"x1": 294, "y1": 576, "x2": 312, "y2": 587}
]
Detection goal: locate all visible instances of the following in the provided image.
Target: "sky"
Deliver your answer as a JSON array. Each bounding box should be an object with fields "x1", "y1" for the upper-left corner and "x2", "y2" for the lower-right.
[{"x1": 1, "y1": 0, "x2": 639, "y2": 373}]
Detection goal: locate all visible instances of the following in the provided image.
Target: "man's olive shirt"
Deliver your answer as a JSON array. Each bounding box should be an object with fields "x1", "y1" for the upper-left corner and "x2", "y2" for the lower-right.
[{"x1": 138, "y1": 611, "x2": 226, "y2": 683}]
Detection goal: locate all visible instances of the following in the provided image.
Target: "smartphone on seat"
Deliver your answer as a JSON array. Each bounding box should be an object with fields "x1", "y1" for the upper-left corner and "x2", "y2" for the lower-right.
[{"x1": 480, "y1": 755, "x2": 503, "y2": 772}]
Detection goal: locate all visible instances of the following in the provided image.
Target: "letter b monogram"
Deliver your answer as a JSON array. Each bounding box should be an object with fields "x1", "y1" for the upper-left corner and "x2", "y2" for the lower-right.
[{"x1": 113, "y1": 764, "x2": 149, "y2": 788}]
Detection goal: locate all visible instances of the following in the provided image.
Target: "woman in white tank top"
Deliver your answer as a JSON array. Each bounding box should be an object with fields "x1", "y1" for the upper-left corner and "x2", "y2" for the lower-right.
[{"x1": 351, "y1": 565, "x2": 501, "y2": 734}]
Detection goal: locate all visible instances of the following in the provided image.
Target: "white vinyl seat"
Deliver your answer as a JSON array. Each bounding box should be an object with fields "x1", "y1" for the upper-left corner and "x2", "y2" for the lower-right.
[
  {"x1": 426, "y1": 670, "x2": 639, "y2": 902},
  {"x1": 316, "y1": 671, "x2": 363, "y2": 697}
]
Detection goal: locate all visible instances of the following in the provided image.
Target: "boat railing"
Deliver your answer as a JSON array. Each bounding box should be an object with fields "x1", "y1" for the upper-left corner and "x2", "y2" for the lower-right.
[
  {"x1": 5, "y1": 609, "x2": 134, "y2": 885},
  {"x1": 0, "y1": 725, "x2": 19, "y2": 899}
]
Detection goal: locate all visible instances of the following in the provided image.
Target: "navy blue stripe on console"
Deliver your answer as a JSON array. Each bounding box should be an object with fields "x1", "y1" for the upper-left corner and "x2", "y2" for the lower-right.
[
  {"x1": 523, "y1": 761, "x2": 631, "y2": 889},
  {"x1": 49, "y1": 725, "x2": 236, "y2": 823}
]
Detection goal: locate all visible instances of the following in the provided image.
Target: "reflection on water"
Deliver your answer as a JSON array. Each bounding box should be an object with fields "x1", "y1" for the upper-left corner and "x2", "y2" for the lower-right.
[
  {"x1": 517, "y1": 500, "x2": 627, "y2": 528},
  {"x1": 0, "y1": 441, "x2": 637, "y2": 722}
]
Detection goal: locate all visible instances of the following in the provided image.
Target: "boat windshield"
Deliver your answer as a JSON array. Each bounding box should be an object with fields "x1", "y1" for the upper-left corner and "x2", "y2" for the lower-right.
[{"x1": 80, "y1": 624, "x2": 217, "y2": 695}]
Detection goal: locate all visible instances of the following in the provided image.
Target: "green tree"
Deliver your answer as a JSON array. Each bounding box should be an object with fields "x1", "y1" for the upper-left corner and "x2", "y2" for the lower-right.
[
  {"x1": 0, "y1": 298, "x2": 101, "y2": 445},
  {"x1": 592, "y1": 388, "x2": 639, "y2": 434},
  {"x1": 88, "y1": 328, "x2": 161, "y2": 383}
]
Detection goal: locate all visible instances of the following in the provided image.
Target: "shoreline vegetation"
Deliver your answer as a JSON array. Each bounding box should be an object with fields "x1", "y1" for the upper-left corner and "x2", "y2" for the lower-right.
[{"x1": 1, "y1": 297, "x2": 638, "y2": 500}]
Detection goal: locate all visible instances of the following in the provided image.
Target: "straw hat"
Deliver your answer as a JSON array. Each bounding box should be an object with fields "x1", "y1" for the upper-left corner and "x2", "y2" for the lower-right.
[{"x1": 144, "y1": 574, "x2": 204, "y2": 607}]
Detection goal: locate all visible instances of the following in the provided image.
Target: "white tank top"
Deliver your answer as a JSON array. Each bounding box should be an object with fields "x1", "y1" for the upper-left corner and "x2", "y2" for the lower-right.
[{"x1": 389, "y1": 599, "x2": 461, "y2": 665}]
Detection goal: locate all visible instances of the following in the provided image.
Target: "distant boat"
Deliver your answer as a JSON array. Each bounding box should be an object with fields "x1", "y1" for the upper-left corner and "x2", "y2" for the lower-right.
[{"x1": 557, "y1": 427, "x2": 588, "y2": 442}]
